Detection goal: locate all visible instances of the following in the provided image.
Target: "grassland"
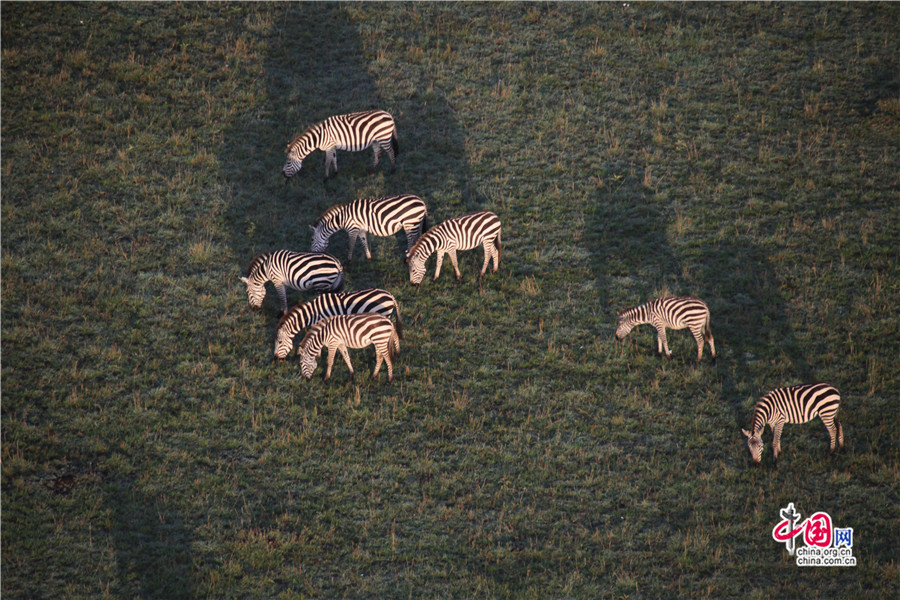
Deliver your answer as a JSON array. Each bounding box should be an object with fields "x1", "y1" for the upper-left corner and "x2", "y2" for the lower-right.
[{"x1": 2, "y1": 3, "x2": 898, "y2": 598}]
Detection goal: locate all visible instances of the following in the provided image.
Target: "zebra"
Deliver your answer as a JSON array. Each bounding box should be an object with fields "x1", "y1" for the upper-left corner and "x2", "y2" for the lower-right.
[
  {"x1": 405, "y1": 210, "x2": 502, "y2": 285},
  {"x1": 239, "y1": 250, "x2": 344, "y2": 315},
  {"x1": 615, "y1": 296, "x2": 716, "y2": 363},
  {"x1": 742, "y1": 383, "x2": 844, "y2": 464},
  {"x1": 310, "y1": 194, "x2": 428, "y2": 261},
  {"x1": 282, "y1": 110, "x2": 399, "y2": 181},
  {"x1": 274, "y1": 288, "x2": 403, "y2": 360},
  {"x1": 297, "y1": 314, "x2": 401, "y2": 382}
]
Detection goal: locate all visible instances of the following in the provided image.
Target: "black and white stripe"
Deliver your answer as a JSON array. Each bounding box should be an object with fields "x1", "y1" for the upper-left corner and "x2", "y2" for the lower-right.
[
  {"x1": 615, "y1": 296, "x2": 715, "y2": 363},
  {"x1": 282, "y1": 110, "x2": 398, "y2": 181},
  {"x1": 742, "y1": 383, "x2": 844, "y2": 464},
  {"x1": 405, "y1": 210, "x2": 502, "y2": 285},
  {"x1": 310, "y1": 195, "x2": 428, "y2": 260},
  {"x1": 297, "y1": 314, "x2": 401, "y2": 382},
  {"x1": 274, "y1": 288, "x2": 403, "y2": 359},
  {"x1": 239, "y1": 250, "x2": 344, "y2": 315}
]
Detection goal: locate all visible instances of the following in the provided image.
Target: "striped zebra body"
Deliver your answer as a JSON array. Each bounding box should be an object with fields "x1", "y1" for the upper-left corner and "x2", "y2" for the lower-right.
[
  {"x1": 239, "y1": 250, "x2": 344, "y2": 315},
  {"x1": 311, "y1": 195, "x2": 428, "y2": 261},
  {"x1": 282, "y1": 110, "x2": 398, "y2": 181},
  {"x1": 742, "y1": 383, "x2": 844, "y2": 464},
  {"x1": 298, "y1": 314, "x2": 401, "y2": 382},
  {"x1": 615, "y1": 296, "x2": 715, "y2": 363},
  {"x1": 274, "y1": 288, "x2": 403, "y2": 359},
  {"x1": 405, "y1": 210, "x2": 502, "y2": 285}
]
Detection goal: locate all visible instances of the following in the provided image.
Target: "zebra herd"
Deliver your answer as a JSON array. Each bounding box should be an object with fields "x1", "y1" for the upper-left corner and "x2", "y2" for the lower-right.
[{"x1": 240, "y1": 109, "x2": 843, "y2": 466}]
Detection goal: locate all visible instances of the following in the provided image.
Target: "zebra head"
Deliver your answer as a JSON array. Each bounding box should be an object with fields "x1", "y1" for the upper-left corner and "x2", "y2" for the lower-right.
[
  {"x1": 309, "y1": 224, "x2": 332, "y2": 253},
  {"x1": 405, "y1": 249, "x2": 427, "y2": 285},
  {"x1": 282, "y1": 154, "x2": 303, "y2": 178},
  {"x1": 615, "y1": 309, "x2": 636, "y2": 340},
  {"x1": 741, "y1": 428, "x2": 764, "y2": 464},
  {"x1": 310, "y1": 206, "x2": 342, "y2": 253},
  {"x1": 273, "y1": 326, "x2": 295, "y2": 360},
  {"x1": 239, "y1": 276, "x2": 266, "y2": 309}
]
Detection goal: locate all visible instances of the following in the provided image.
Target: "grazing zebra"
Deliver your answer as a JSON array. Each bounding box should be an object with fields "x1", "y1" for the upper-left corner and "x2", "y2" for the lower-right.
[
  {"x1": 282, "y1": 110, "x2": 398, "y2": 181},
  {"x1": 311, "y1": 194, "x2": 428, "y2": 261},
  {"x1": 742, "y1": 383, "x2": 844, "y2": 464},
  {"x1": 297, "y1": 314, "x2": 401, "y2": 382},
  {"x1": 615, "y1": 296, "x2": 715, "y2": 363},
  {"x1": 405, "y1": 210, "x2": 502, "y2": 285},
  {"x1": 274, "y1": 288, "x2": 403, "y2": 360},
  {"x1": 239, "y1": 250, "x2": 344, "y2": 315}
]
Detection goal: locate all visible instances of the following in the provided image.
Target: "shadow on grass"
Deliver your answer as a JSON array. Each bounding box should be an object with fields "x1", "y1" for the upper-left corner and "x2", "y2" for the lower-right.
[
  {"x1": 584, "y1": 174, "x2": 812, "y2": 427},
  {"x1": 223, "y1": 3, "x2": 478, "y2": 311},
  {"x1": 108, "y1": 478, "x2": 196, "y2": 599}
]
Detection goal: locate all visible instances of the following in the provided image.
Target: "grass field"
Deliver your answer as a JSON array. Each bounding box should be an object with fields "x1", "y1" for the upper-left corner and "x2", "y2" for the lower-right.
[{"x1": 2, "y1": 3, "x2": 898, "y2": 598}]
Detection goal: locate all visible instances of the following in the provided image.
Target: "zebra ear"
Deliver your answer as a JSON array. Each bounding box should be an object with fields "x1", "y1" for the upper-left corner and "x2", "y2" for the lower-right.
[
  {"x1": 309, "y1": 225, "x2": 315, "y2": 231},
  {"x1": 617, "y1": 308, "x2": 625, "y2": 317},
  {"x1": 741, "y1": 428, "x2": 752, "y2": 439},
  {"x1": 239, "y1": 276, "x2": 250, "y2": 284}
]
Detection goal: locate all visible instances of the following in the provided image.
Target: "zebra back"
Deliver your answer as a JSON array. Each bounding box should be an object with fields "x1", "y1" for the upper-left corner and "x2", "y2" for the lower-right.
[
  {"x1": 299, "y1": 313, "x2": 394, "y2": 356},
  {"x1": 753, "y1": 383, "x2": 841, "y2": 431},
  {"x1": 407, "y1": 210, "x2": 501, "y2": 261},
  {"x1": 277, "y1": 288, "x2": 401, "y2": 338},
  {"x1": 619, "y1": 296, "x2": 709, "y2": 328}
]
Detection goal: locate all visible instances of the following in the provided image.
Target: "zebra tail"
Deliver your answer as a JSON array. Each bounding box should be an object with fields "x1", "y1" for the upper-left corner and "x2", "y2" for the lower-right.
[
  {"x1": 496, "y1": 232, "x2": 502, "y2": 263},
  {"x1": 704, "y1": 318, "x2": 713, "y2": 341},
  {"x1": 391, "y1": 131, "x2": 399, "y2": 157},
  {"x1": 333, "y1": 270, "x2": 345, "y2": 292},
  {"x1": 390, "y1": 329, "x2": 401, "y2": 358}
]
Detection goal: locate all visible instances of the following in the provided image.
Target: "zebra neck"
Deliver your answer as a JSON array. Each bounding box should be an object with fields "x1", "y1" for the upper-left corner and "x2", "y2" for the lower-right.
[
  {"x1": 292, "y1": 127, "x2": 321, "y2": 158},
  {"x1": 301, "y1": 328, "x2": 327, "y2": 357},
  {"x1": 752, "y1": 404, "x2": 771, "y2": 433}
]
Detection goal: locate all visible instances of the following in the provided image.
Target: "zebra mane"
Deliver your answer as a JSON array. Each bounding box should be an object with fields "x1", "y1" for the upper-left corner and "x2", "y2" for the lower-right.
[
  {"x1": 405, "y1": 229, "x2": 433, "y2": 261},
  {"x1": 617, "y1": 305, "x2": 638, "y2": 318},
  {"x1": 277, "y1": 304, "x2": 302, "y2": 330},
  {"x1": 246, "y1": 252, "x2": 271, "y2": 277},
  {"x1": 285, "y1": 123, "x2": 320, "y2": 153},
  {"x1": 298, "y1": 317, "x2": 329, "y2": 353},
  {"x1": 315, "y1": 203, "x2": 347, "y2": 227}
]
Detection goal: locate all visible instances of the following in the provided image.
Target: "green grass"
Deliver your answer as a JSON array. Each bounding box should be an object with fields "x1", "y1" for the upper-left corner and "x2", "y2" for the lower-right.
[{"x1": 2, "y1": 3, "x2": 898, "y2": 598}]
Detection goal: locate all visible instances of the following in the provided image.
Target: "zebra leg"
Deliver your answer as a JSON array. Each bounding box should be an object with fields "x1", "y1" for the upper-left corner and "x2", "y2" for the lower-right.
[
  {"x1": 823, "y1": 416, "x2": 842, "y2": 453},
  {"x1": 372, "y1": 343, "x2": 385, "y2": 380},
  {"x1": 324, "y1": 150, "x2": 337, "y2": 181},
  {"x1": 324, "y1": 346, "x2": 337, "y2": 381},
  {"x1": 276, "y1": 283, "x2": 289, "y2": 315},
  {"x1": 705, "y1": 324, "x2": 716, "y2": 361},
  {"x1": 347, "y1": 228, "x2": 359, "y2": 261},
  {"x1": 479, "y1": 243, "x2": 492, "y2": 279},
  {"x1": 384, "y1": 138, "x2": 397, "y2": 174},
  {"x1": 404, "y1": 227, "x2": 418, "y2": 251},
  {"x1": 448, "y1": 250, "x2": 461, "y2": 281},
  {"x1": 691, "y1": 327, "x2": 705, "y2": 363},
  {"x1": 434, "y1": 252, "x2": 445, "y2": 281},
  {"x1": 655, "y1": 325, "x2": 670, "y2": 358},
  {"x1": 384, "y1": 344, "x2": 394, "y2": 383},
  {"x1": 338, "y1": 345, "x2": 354, "y2": 379},
  {"x1": 370, "y1": 144, "x2": 381, "y2": 174},
  {"x1": 772, "y1": 422, "x2": 785, "y2": 462},
  {"x1": 358, "y1": 231, "x2": 372, "y2": 260}
]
